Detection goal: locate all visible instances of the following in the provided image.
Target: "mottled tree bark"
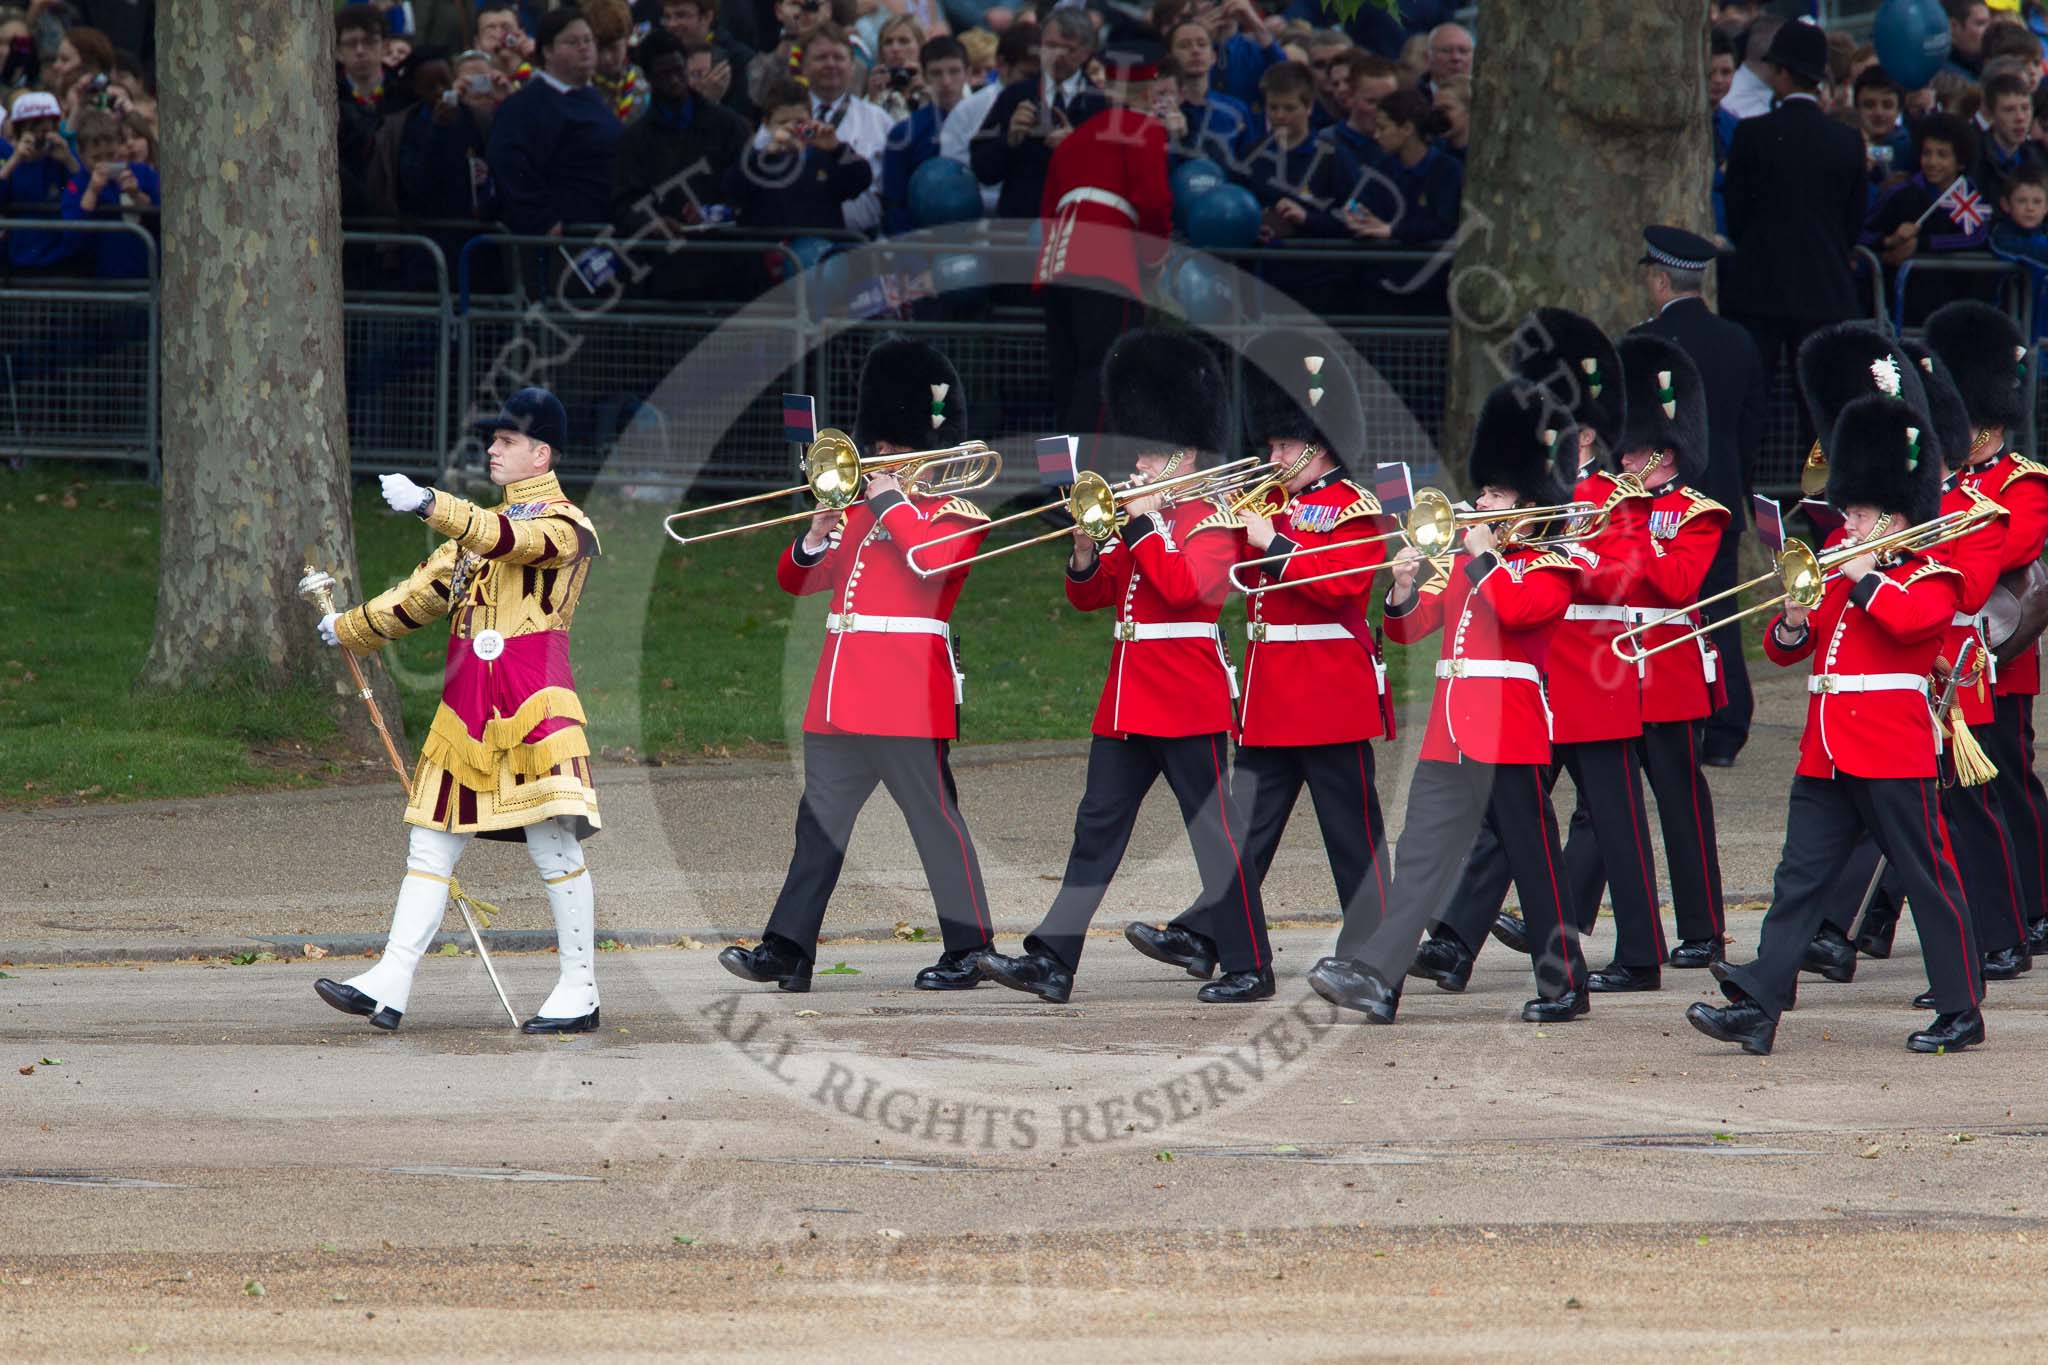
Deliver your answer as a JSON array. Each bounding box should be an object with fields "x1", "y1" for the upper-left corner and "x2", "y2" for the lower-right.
[
  {"x1": 147, "y1": 0, "x2": 400, "y2": 749},
  {"x1": 1443, "y1": 2, "x2": 1713, "y2": 486}
]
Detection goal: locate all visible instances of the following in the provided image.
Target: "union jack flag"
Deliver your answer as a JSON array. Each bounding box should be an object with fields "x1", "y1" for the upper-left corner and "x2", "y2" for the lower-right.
[{"x1": 1933, "y1": 176, "x2": 1988, "y2": 233}]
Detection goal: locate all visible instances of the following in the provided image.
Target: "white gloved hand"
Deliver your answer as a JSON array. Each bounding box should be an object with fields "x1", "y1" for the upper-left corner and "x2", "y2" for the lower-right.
[
  {"x1": 380, "y1": 472, "x2": 432, "y2": 515},
  {"x1": 317, "y1": 612, "x2": 342, "y2": 647}
]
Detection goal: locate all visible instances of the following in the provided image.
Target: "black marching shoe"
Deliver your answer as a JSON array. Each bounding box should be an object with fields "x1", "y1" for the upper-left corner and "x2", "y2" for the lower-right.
[
  {"x1": 1911, "y1": 988, "x2": 1938, "y2": 1010},
  {"x1": 1685, "y1": 999, "x2": 1776, "y2": 1055},
  {"x1": 1667, "y1": 938, "x2": 1724, "y2": 969},
  {"x1": 1521, "y1": 990, "x2": 1589, "y2": 1023},
  {"x1": 1801, "y1": 925, "x2": 1857, "y2": 983},
  {"x1": 1908, "y1": 1009, "x2": 1985, "y2": 1054},
  {"x1": 1305, "y1": 956, "x2": 1400, "y2": 1024},
  {"x1": 913, "y1": 947, "x2": 987, "y2": 990},
  {"x1": 314, "y1": 978, "x2": 402, "y2": 1031},
  {"x1": 522, "y1": 1007, "x2": 599, "y2": 1035},
  {"x1": 1982, "y1": 944, "x2": 2032, "y2": 980},
  {"x1": 1407, "y1": 934, "x2": 1476, "y2": 993},
  {"x1": 1700, "y1": 752, "x2": 1737, "y2": 769},
  {"x1": 1123, "y1": 921, "x2": 1218, "y2": 979},
  {"x1": 1198, "y1": 967, "x2": 1275, "y2": 1003},
  {"x1": 1489, "y1": 912, "x2": 1529, "y2": 955},
  {"x1": 1587, "y1": 963, "x2": 1661, "y2": 993},
  {"x1": 976, "y1": 949, "x2": 1073, "y2": 1004},
  {"x1": 2028, "y1": 917, "x2": 2048, "y2": 955},
  {"x1": 718, "y1": 938, "x2": 813, "y2": 993},
  {"x1": 1853, "y1": 905, "x2": 1900, "y2": 960}
]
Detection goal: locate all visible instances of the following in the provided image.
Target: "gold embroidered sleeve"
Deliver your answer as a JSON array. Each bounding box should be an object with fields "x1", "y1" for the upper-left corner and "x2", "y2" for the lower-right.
[
  {"x1": 421, "y1": 491, "x2": 591, "y2": 568},
  {"x1": 334, "y1": 540, "x2": 459, "y2": 654}
]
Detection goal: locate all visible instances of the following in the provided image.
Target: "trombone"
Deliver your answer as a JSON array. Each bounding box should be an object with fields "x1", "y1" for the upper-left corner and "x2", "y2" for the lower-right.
[
  {"x1": 1610, "y1": 501, "x2": 2003, "y2": 664},
  {"x1": 904, "y1": 457, "x2": 1268, "y2": 579},
  {"x1": 1227, "y1": 487, "x2": 1603, "y2": 595},
  {"x1": 662, "y1": 428, "x2": 1000, "y2": 547}
]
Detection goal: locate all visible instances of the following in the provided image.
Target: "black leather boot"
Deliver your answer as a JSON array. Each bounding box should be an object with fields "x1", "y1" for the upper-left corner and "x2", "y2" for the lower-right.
[
  {"x1": 1123, "y1": 921, "x2": 1218, "y2": 979},
  {"x1": 718, "y1": 937, "x2": 813, "y2": 993}
]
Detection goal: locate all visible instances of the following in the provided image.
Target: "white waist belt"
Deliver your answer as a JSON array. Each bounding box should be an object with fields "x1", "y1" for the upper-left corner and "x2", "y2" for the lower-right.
[
  {"x1": 1808, "y1": 672, "x2": 1927, "y2": 695},
  {"x1": 1248, "y1": 622, "x2": 1354, "y2": 643},
  {"x1": 1437, "y1": 659, "x2": 1541, "y2": 684},
  {"x1": 1114, "y1": 620, "x2": 1218, "y2": 642},
  {"x1": 1563, "y1": 604, "x2": 1630, "y2": 623},
  {"x1": 1056, "y1": 186, "x2": 1137, "y2": 223},
  {"x1": 827, "y1": 612, "x2": 949, "y2": 637},
  {"x1": 1953, "y1": 613, "x2": 1985, "y2": 628}
]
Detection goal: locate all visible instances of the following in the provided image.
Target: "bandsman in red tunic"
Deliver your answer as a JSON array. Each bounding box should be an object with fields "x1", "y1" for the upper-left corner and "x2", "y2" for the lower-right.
[
  {"x1": 1125, "y1": 330, "x2": 1396, "y2": 984},
  {"x1": 717, "y1": 342, "x2": 999, "y2": 993},
  {"x1": 1808, "y1": 331, "x2": 2031, "y2": 986},
  {"x1": 1422, "y1": 311, "x2": 1665, "y2": 994},
  {"x1": 1588, "y1": 336, "x2": 1730, "y2": 974},
  {"x1": 979, "y1": 329, "x2": 1271, "y2": 1004},
  {"x1": 1307, "y1": 380, "x2": 1590, "y2": 1025},
  {"x1": 1689, "y1": 392, "x2": 1986, "y2": 1056},
  {"x1": 1923, "y1": 301, "x2": 2048, "y2": 964},
  {"x1": 1034, "y1": 37, "x2": 1174, "y2": 440}
]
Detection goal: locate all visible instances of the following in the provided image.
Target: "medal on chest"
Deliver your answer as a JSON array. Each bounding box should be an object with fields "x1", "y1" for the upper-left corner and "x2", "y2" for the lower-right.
[
  {"x1": 1290, "y1": 502, "x2": 1339, "y2": 534},
  {"x1": 1649, "y1": 509, "x2": 1681, "y2": 541}
]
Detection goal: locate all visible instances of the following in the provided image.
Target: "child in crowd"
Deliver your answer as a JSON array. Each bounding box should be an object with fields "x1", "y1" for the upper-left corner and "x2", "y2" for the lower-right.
[
  {"x1": 1342, "y1": 87, "x2": 1461, "y2": 243},
  {"x1": 724, "y1": 74, "x2": 873, "y2": 232},
  {"x1": 1866, "y1": 112, "x2": 1992, "y2": 322},
  {"x1": 1235, "y1": 61, "x2": 1355, "y2": 243},
  {"x1": 1164, "y1": 18, "x2": 1251, "y2": 166},
  {"x1": 1853, "y1": 66, "x2": 1911, "y2": 202},
  {"x1": 61, "y1": 106, "x2": 157, "y2": 277},
  {"x1": 1975, "y1": 71, "x2": 2045, "y2": 207},
  {"x1": 0, "y1": 89, "x2": 80, "y2": 270},
  {"x1": 1991, "y1": 164, "x2": 2048, "y2": 340}
]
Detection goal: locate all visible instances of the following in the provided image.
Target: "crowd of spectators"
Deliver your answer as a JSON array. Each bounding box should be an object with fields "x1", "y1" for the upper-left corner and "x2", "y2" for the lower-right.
[
  {"x1": 324, "y1": 0, "x2": 1474, "y2": 309},
  {"x1": 1711, "y1": 0, "x2": 2048, "y2": 333},
  {"x1": 0, "y1": 0, "x2": 158, "y2": 278}
]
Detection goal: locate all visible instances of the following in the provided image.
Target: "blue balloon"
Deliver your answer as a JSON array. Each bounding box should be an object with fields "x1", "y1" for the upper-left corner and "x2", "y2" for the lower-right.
[
  {"x1": 1170, "y1": 157, "x2": 1227, "y2": 234},
  {"x1": 909, "y1": 156, "x2": 984, "y2": 227},
  {"x1": 1172, "y1": 253, "x2": 1241, "y2": 325},
  {"x1": 1183, "y1": 183, "x2": 1262, "y2": 251},
  {"x1": 1872, "y1": 0, "x2": 1950, "y2": 90}
]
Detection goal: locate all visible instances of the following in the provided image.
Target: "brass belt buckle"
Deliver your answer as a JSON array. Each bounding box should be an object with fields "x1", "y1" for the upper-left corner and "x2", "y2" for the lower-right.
[
  {"x1": 1817, "y1": 674, "x2": 1837, "y2": 694},
  {"x1": 833, "y1": 611, "x2": 857, "y2": 634},
  {"x1": 1248, "y1": 621, "x2": 1267, "y2": 643},
  {"x1": 1116, "y1": 620, "x2": 1138, "y2": 642},
  {"x1": 1448, "y1": 658, "x2": 1467, "y2": 678}
]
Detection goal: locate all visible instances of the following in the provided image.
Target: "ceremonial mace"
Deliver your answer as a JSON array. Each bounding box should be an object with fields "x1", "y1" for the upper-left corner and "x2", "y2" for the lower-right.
[{"x1": 298, "y1": 566, "x2": 523, "y2": 1028}]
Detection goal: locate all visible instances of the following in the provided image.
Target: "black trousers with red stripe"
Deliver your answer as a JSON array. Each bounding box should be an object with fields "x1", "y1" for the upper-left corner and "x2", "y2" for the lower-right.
[
  {"x1": 1043, "y1": 285, "x2": 1140, "y2": 441},
  {"x1": 1347, "y1": 758, "x2": 1587, "y2": 1000},
  {"x1": 1569, "y1": 721, "x2": 1726, "y2": 945},
  {"x1": 1820, "y1": 749, "x2": 2027, "y2": 955},
  {"x1": 765, "y1": 733, "x2": 993, "y2": 960},
  {"x1": 1985, "y1": 693, "x2": 2048, "y2": 927},
  {"x1": 1166, "y1": 739, "x2": 1391, "y2": 960},
  {"x1": 1718, "y1": 773, "x2": 1981, "y2": 1019},
  {"x1": 1436, "y1": 740, "x2": 1665, "y2": 970},
  {"x1": 1029, "y1": 733, "x2": 1270, "y2": 974}
]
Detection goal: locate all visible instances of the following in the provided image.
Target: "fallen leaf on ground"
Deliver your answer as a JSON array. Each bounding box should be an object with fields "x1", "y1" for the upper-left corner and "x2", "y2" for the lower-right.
[
  {"x1": 17, "y1": 1066, "x2": 32, "y2": 1076},
  {"x1": 794, "y1": 1009, "x2": 820, "y2": 1018},
  {"x1": 1859, "y1": 1144, "x2": 1882, "y2": 1159},
  {"x1": 675, "y1": 936, "x2": 706, "y2": 950},
  {"x1": 244, "y1": 1281, "x2": 264, "y2": 1297},
  {"x1": 39, "y1": 1058, "x2": 62, "y2": 1067},
  {"x1": 302, "y1": 945, "x2": 329, "y2": 960}
]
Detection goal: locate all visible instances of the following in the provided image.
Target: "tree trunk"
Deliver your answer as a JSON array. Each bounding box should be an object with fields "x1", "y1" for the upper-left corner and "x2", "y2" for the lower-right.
[
  {"x1": 147, "y1": 0, "x2": 401, "y2": 751},
  {"x1": 1443, "y1": 2, "x2": 1713, "y2": 487}
]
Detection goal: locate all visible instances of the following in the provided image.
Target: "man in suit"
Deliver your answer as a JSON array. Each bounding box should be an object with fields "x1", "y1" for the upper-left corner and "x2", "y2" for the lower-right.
[
  {"x1": 1635, "y1": 225, "x2": 1768, "y2": 766},
  {"x1": 969, "y1": 8, "x2": 1106, "y2": 223},
  {"x1": 1718, "y1": 18, "x2": 1865, "y2": 484}
]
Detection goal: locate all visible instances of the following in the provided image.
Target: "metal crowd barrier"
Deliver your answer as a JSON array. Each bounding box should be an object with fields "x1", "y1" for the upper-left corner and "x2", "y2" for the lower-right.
[
  {"x1": 0, "y1": 217, "x2": 158, "y2": 479},
  {"x1": 1, "y1": 224, "x2": 2034, "y2": 499}
]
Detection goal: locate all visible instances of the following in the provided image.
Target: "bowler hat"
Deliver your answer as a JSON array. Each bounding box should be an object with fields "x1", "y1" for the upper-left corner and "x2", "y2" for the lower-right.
[{"x1": 1761, "y1": 19, "x2": 1829, "y2": 86}]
